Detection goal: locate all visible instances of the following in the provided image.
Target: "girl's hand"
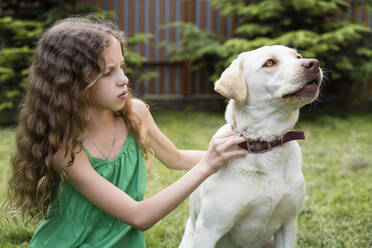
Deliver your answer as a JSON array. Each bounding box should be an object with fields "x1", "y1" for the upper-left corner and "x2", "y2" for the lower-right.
[{"x1": 199, "y1": 131, "x2": 248, "y2": 176}]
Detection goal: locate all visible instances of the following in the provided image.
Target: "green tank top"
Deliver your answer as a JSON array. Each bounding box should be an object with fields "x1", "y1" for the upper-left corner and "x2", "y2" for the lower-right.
[{"x1": 29, "y1": 134, "x2": 147, "y2": 248}]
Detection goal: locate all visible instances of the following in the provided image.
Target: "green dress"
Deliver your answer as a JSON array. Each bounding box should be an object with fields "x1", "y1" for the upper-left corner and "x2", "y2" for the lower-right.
[{"x1": 29, "y1": 134, "x2": 147, "y2": 248}]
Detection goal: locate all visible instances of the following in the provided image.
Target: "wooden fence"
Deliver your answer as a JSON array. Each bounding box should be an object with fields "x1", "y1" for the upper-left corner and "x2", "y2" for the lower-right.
[
  {"x1": 80, "y1": 0, "x2": 372, "y2": 99},
  {"x1": 80, "y1": 0, "x2": 234, "y2": 98}
]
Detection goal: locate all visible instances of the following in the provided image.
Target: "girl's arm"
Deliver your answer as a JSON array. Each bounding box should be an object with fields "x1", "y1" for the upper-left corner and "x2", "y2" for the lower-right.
[
  {"x1": 60, "y1": 128, "x2": 247, "y2": 231},
  {"x1": 132, "y1": 99, "x2": 205, "y2": 170}
]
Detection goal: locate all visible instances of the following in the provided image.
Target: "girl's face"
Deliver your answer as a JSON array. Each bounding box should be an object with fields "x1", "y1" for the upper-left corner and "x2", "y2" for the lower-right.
[{"x1": 88, "y1": 36, "x2": 129, "y2": 113}]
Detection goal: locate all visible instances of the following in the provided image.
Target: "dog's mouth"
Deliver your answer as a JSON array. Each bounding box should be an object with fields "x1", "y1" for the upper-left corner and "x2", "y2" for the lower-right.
[{"x1": 282, "y1": 77, "x2": 321, "y2": 100}]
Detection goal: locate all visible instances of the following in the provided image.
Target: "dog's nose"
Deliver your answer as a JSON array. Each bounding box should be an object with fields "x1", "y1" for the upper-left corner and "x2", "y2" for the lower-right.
[{"x1": 301, "y1": 59, "x2": 320, "y2": 71}]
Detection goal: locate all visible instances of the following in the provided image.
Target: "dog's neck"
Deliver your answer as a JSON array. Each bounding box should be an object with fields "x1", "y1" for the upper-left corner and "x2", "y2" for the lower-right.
[{"x1": 226, "y1": 100, "x2": 300, "y2": 142}]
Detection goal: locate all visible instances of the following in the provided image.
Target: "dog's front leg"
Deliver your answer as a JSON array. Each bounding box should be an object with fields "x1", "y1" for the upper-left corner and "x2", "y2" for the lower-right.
[
  {"x1": 191, "y1": 219, "x2": 231, "y2": 248},
  {"x1": 274, "y1": 217, "x2": 297, "y2": 248},
  {"x1": 190, "y1": 208, "x2": 234, "y2": 248}
]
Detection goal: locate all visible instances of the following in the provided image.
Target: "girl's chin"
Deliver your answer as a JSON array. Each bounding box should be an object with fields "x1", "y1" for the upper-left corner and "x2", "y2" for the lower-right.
[{"x1": 115, "y1": 99, "x2": 127, "y2": 110}]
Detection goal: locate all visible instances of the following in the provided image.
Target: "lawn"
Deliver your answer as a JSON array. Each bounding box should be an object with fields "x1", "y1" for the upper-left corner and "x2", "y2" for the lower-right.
[{"x1": 0, "y1": 110, "x2": 371, "y2": 247}]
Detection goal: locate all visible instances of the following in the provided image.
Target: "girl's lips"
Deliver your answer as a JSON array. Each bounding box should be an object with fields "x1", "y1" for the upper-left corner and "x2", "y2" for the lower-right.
[{"x1": 118, "y1": 91, "x2": 128, "y2": 99}]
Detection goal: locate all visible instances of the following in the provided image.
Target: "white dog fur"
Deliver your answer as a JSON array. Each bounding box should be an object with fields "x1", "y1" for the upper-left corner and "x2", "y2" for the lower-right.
[{"x1": 179, "y1": 45, "x2": 322, "y2": 248}]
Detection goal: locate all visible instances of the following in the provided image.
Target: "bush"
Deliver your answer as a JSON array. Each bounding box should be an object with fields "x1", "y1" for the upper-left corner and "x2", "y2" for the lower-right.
[
  {"x1": 166, "y1": 0, "x2": 372, "y2": 103},
  {"x1": 0, "y1": 17, "x2": 42, "y2": 117}
]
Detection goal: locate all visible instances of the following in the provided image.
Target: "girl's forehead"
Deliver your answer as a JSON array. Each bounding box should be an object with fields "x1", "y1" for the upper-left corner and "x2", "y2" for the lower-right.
[{"x1": 102, "y1": 37, "x2": 124, "y2": 65}]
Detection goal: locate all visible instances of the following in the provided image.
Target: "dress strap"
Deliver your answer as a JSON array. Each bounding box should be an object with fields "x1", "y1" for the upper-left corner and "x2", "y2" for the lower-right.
[{"x1": 80, "y1": 145, "x2": 94, "y2": 160}]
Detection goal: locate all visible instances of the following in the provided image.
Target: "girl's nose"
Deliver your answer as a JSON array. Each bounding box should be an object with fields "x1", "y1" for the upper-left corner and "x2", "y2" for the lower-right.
[{"x1": 117, "y1": 70, "x2": 129, "y2": 86}]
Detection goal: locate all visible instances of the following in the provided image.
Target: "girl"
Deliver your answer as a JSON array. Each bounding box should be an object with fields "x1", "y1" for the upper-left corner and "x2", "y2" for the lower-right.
[{"x1": 6, "y1": 17, "x2": 247, "y2": 247}]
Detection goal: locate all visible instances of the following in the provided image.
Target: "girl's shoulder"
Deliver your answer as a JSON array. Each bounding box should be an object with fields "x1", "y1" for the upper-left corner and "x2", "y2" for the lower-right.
[
  {"x1": 53, "y1": 144, "x2": 90, "y2": 172},
  {"x1": 130, "y1": 98, "x2": 154, "y2": 128},
  {"x1": 131, "y1": 98, "x2": 150, "y2": 118},
  {"x1": 129, "y1": 98, "x2": 157, "y2": 140}
]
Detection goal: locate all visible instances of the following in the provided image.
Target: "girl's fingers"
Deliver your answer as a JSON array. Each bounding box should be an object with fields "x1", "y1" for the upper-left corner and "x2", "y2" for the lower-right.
[
  {"x1": 212, "y1": 132, "x2": 242, "y2": 146},
  {"x1": 218, "y1": 136, "x2": 247, "y2": 152},
  {"x1": 211, "y1": 131, "x2": 237, "y2": 141},
  {"x1": 224, "y1": 149, "x2": 248, "y2": 159}
]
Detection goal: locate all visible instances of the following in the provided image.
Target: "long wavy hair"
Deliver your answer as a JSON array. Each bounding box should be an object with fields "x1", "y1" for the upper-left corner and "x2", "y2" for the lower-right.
[{"x1": 5, "y1": 16, "x2": 149, "y2": 223}]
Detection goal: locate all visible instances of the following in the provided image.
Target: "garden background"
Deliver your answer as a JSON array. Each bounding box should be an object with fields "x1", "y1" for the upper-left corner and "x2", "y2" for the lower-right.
[{"x1": 0, "y1": 0, "x2": 372, "y2": 247}]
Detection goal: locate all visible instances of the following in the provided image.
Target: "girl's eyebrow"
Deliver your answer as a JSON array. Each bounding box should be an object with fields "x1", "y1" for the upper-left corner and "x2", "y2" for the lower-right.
[{"x1": 106, "y1": 59, "x2": 125, "y2": 69}]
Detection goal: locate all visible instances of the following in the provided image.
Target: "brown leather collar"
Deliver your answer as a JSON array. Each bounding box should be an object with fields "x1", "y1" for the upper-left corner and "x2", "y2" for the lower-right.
[{"x1": 238, "y1": 131, "x2": 305, "y2": 153}]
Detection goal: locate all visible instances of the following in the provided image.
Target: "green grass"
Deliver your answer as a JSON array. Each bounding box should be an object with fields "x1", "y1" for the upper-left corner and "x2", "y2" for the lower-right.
[{"x1": 1, "y1": 110, "x2": 372, "y2": 247}]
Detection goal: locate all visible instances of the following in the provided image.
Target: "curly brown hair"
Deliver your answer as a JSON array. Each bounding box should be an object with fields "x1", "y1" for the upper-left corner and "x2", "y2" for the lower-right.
[{"x1": 5, "y1": 16, "x2": 149, "y2": 223}]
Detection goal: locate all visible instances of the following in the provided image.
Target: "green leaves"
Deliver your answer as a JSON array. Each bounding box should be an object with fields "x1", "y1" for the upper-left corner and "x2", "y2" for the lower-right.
[
  {"x1": 0, "y1": 47, "x2": 34, "y2": 69},
  {"x1": 0, "y1": 17, "x2": 43, "y2": 47},
  {"x1": 291, "y1": 0, "x2": 348, "y2": 13},
  {"x1": 0, "y1": 45, "x2": 35, "y2": 113},
  {"x1": 161, "y1": 22, "x2": 226, "y2": 72},
  {"x1": 166, "y1": 0, "x2": 372, "y2": 102},
  {"x1": 0, "y1": 67, "x2": 15, "y2": 84},
  {"x1": 235, "y1": 24, "x2": 275, "y2": 37},
  {"x1": 0, "y1": 15, "x2": 41, "y2": 115},
  {"x1": 240, "y1": 0, "x2": 285, "y2": 21}
]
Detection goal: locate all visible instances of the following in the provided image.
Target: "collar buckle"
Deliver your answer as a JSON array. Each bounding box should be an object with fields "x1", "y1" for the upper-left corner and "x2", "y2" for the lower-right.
[
  {"x1": 267, "y1": 141, "x2": 272, "y2": 151},
  {"x1": 246, "y1": 141, "x2": 272, "y2": 153}
]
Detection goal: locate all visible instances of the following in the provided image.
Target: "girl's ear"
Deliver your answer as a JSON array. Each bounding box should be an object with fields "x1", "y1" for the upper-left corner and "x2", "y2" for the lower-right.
[{"x1": 214, "y1": 57, "x2": 247, "y2": 105}]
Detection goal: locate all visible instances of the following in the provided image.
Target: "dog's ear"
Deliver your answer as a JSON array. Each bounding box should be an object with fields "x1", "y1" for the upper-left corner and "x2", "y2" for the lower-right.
[{"x1": 214, "y1": 57, "x2": 247, "y2": 105}]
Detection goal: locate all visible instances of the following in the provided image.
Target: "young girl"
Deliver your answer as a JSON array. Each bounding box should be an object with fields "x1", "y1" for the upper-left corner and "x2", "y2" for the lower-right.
[{"x1": 6, "y1": 17, "x2": 247, "y2": 247}]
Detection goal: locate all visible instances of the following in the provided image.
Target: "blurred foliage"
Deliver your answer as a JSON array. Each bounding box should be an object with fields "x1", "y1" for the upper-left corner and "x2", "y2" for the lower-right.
[
  {"x1": 0, "y1": 0, "x2": 153, "y2": 124},
  {"x1": 166, "y1": 0, "x2": 372, "y2": 103}
]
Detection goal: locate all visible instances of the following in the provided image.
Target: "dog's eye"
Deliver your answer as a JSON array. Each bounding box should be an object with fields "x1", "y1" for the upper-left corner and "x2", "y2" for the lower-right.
[
  {"x1": 263, "y1": 59, "x2": 276, "y2": 67},
  {"x1": 297, "y1": 55, "x2": 302, "y2": 59}
]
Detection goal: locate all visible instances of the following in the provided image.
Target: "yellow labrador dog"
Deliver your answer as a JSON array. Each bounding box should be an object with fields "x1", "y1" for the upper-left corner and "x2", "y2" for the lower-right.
[{"x1": 179, "y1": 45, "x2": 322, "y2": 248}]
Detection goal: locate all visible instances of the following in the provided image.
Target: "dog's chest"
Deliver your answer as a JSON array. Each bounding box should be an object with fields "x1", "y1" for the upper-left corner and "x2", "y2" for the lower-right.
[
  {"x1": 216, "y1": 146, "x2": 306, "y2": 246},
  {"x1": 230, "y1": 155, "x2": 305, "y2": 219},
  {"x1": 235, "y1": 166, "x2": 305, "y2": 225}
]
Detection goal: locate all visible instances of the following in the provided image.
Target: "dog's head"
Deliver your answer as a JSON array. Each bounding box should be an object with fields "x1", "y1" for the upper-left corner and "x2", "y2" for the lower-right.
[{"x1": 215, "y1": 45, "x2": 323, "y2": 107}]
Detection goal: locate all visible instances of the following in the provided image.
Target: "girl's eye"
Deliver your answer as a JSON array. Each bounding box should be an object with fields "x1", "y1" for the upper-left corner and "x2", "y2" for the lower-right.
[
  {"x1": 103, "y1": 70, "x2": 112, "y2": 77},
  {"x1": 103, "y1": 64, "x2": 127, "y2": 77},
  {"x1": 263, "y1": 59, "x2": 276, "y2": 67}
]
